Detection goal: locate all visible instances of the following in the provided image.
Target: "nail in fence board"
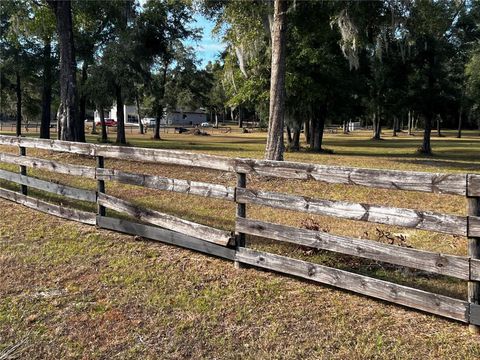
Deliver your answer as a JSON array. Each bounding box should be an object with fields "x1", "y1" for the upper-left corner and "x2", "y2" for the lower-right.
[
  {"x1": 235, "y1": 247, "x2": 469, "y2": 322},
  {"x1": 0, "y1": 152, "x2": 96, "y2": 178},
  {"x1": 236, "y1": 217, "x2": 470, "y2": 280},
  {"x1": 96, "y1": 168, "x2": 235, "y2": 201},
  {"x1": 97, "y1": 216, "x2": 235, "y2": 261},
  {"x1": 236, "y1": 188, "x2": 467, "y2": 236},
  {"x1": 0, "y1": 187, "x2": 96, "y2": 225},
  {"x1": 97, "y1": 193, "x2": 233, "y2": 246},
  {"x1": 0, "y1": 169, "x2": 96, "y2": 203},
  {"x1": 235, "y1": 159, "x2": 467, "y2": 196}
]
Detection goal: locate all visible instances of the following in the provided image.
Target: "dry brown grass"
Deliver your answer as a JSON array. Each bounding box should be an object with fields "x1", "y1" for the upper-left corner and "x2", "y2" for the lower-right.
[{"x1": 1, "y1": 129, "x2": 480, "y2": 358}]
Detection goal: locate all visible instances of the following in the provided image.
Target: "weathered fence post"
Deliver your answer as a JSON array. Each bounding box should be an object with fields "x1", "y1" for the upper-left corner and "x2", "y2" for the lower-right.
[
  {"x1": 96, "y1": 156, "x2": 106, "y2": 217},
  {"x1": 234, "y1": 172, "x2": 246, "y2": 269},
  {"x1": 468, "y1": 174, "x2": 480, "y2": 334},
  {"x1": 19, "y1": 145, "x2": 27, "y2": 195}
]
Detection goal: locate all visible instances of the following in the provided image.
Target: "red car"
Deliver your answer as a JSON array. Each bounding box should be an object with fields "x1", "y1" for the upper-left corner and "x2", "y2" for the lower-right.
[{"x1": 95, "y1": 119, "x2": 117, "y2": 127}]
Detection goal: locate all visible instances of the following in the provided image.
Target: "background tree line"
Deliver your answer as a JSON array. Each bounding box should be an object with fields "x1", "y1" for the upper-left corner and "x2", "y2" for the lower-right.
[
  {"x1": 204, "y1": 0, "x2": 480, "y2": 159},
  {"x1": 1, "y1": 0, "x2": 480, "y2": 160}
]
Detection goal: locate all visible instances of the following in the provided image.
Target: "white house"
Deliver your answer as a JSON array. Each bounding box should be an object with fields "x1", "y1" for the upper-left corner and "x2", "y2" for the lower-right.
[
  {"x1": 94, "y1": 105, "x2": 207, "y2": 126},
  {"x1": 94, "y1": 104, "x2": 139, "y2": 124}
]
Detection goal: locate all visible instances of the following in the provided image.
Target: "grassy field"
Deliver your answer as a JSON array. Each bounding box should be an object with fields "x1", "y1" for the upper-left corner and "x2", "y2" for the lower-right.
[{"x1": 1, "y1": 128, "x2": 480, "y2": 359}]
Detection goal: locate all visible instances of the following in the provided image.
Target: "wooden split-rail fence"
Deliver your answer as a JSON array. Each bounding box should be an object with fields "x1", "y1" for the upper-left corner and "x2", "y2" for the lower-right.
[{"x1": 0, "y1": 134, "x2": 479, "y2": 330}]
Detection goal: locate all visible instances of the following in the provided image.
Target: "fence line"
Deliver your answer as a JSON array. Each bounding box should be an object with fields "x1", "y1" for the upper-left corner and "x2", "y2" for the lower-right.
[{"x1": 0, "y1": 134, "x2": 479, "y2": 330}]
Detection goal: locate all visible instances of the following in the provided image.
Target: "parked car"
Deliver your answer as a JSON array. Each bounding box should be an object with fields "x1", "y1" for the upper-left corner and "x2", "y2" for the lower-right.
[
  {"x1": 200, "y1": 122, "x2": 212, "y2": 127},
  {"x1": 95, "y1": 119, "x2": 117, "y2": 127}
]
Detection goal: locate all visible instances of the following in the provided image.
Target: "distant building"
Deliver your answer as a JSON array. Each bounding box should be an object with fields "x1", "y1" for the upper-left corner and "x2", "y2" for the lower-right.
[
  {"x1": 162, "y1": 109, "x2": 207, "y2": 126},
  {"x1": 94, "y1": 105, "x2": 207, "y2": 126},
  {"x1": 348, "y1": 121, "x2": 362, "y2": 131},
  {"x1": 94, "y1": 104, "x2": 139, "y2": 124}
]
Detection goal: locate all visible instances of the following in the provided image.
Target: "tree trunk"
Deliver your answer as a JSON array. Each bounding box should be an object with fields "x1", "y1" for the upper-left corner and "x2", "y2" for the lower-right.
[
  {"x1": 264, "y1": 0, "x2": 287, "y2": 161},
  {"x1": 373, "y1": 110, "x2": 381, "y2": 140},
  {"x1": 304, "y1": 120, "x2": 310, "y2": 143},
  {"x1": 99, "y1": 106, "x2": 108, "y2": 143},
  {"x1": 154, "y1": 62, "x2": 168, "y2": 140},
  {"x1": 91, "y1": 116, "x2": 97, "y2": 134},
  {"x1": 408, "y1": 110, "x2": 413, "y2": 135},
  {"x1": 78, "y1": 62, "x2": 88, "y2": 142},
  {"x1": 15, "y1": 70, "x2": 21, "y2": 137},
  {"x1": 309, "y1": 117, "x2": 315, "y2": 149},
  {"x1": 392, "y1": 117, "x2": 398, "y2": 137},
  {"x1": 40, "y1": 40, "x2": 52, "y2": 139},
  {"x1": 420, "y1": 114, "x2": 432, "y2": 154},
  {"x1": 457, "y1": 107, "x2": 462, "y2": 138},
  {"x1": 238, "y1": 106, "x2": 244, "y2": 128},
  {"x1": 286, "y1": 126, "x2": 293, "y2": 149},
  {"x1": 312, "y1": 108, "x2": 326, "y2": 152},
  {"x1": 437, "y1": 116, "x2": 442, "y2": 137},
  {"x1": 47, "y1": 0, "x2": 80, "y2": 142},
  {"x1": 292, "y1": 128, "x2": 300, "y2": 151},
  {"x1": 115, "y1": 85, "x2": 126, "y2": 144},
  {"x1": 136, "y1": 94, "x2": 144, "y2": 135}
]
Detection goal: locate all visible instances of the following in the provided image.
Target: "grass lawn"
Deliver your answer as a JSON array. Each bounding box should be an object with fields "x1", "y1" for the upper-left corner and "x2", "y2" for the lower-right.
[{"x1": 1, "y1": 128, "x2": 480, "y2": 358}]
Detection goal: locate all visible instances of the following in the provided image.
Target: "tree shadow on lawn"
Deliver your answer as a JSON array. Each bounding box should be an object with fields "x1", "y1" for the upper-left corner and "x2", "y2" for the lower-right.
[
  {"x1": 396, "y1": 159, "x2": 480, "y2": 172},
  {"x1": 324, "y1": 138, "x2": 480, "y2": 162}
]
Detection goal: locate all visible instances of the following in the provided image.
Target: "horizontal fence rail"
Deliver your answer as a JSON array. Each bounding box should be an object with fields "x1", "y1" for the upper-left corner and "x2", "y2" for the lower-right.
[
  {"x1": 0, "y1": 134, "x2": 479, "y2": 329},
  {"x1": 0, "y1": 168, "x2": 96, "y2": 203},
  {"x1": 96, "y1": 168, "x2": 235, "y2": 201},
  {"x1": 0, "y1": 187, "x2": 96, "y2": 225},
  {"x1": 236, "y1": 188, "x2": 469, "y2": 236},
  {"x1": 236, "y1": 217, "x2": 473, "y2": 280},
  {"x1": 97, "y1": 193, "x2": 233, "y2": 246}
]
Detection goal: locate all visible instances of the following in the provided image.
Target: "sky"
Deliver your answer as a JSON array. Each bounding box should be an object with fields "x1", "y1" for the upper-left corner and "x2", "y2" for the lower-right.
[
  {"x1": 188, "y1": 14, "x2": 225, "y2": 68},
  {"x1": 137, "y1": 0, "x2": 225, "y2": 68}
]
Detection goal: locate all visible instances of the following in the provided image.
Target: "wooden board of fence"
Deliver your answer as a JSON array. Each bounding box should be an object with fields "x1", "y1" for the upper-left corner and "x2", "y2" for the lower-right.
[
  {"x1": 235, "y1": 247, "x2": 469, "y2": 322},
  {"x1": 236, "y1": 188, "x2": 467, "y2": 236},
  {"x1": 236, "y1": 217, "x2": 471, "y2": 280},
  {"x1": 235, "y1": 159, "x2": 468, "y2": 196},
  {"x1": 98, "y1": 216, "x2": 235, "y2": 260},
  {"x1": 469, "y1": 216, "x2": 480, "y2": 238},
  {"x1": 0, "y1": 169, "x2": 96, "y2": 202},
  {"x1": 0, "y1": 187, "x2": 96, "y2": 225},
  {"x1": 96, "y1": 168, "x2": 235, "y2": 201},
  {"x1": 0, "y1": 152, "x2": 96, "y2": 179},
  {"x1": 97, "y1": 193, "x2": 233, "y2": 246}
]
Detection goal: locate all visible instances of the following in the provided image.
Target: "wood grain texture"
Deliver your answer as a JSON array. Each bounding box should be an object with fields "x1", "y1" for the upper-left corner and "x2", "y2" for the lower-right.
[
  {"x1": 236, "y1": 188, "x2": 467, "y2": 236},
  {"x1": 0, "y1": 152, "x2": 96, "y2": 178},
  {"x1": 0, "y1": 135, "x2": 95, "y2": 156},
  {"x1": 96, "y1": 168, "x2": 235, "y2": 201},
  {"x1": 468, "y1": 216, "x2": 480, "y2": 238},
  {"x1": 0, "y1": 168, "x2": 96, "y2": 202},
  {"x1": 236, "y1": 218, "x2": 470, "y2": 279},
  {"x1": 94, "y1": 145, "x2": 234, "y2": 171},
  {"x1": 468, "y1": 174, "x2": 480, "y2": 197},
  {"x1": 235, "y1": 159, "x2": 467, "y2": 195},
  {"x1": 97, "y1": 216, "x2": 235, "y2": 260},
  {"x1": 471, "y1": 259, "x2": 480, "y2": 282},
  {"x1": 97, "y1": 193, "x2": 233, "y2": 246},
  {"x1": 235, "y1": 247, "x2": 469, "y2": 322},
  {"x1": 0, "y1": 187, "x2": 96, "y2": 224}
]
